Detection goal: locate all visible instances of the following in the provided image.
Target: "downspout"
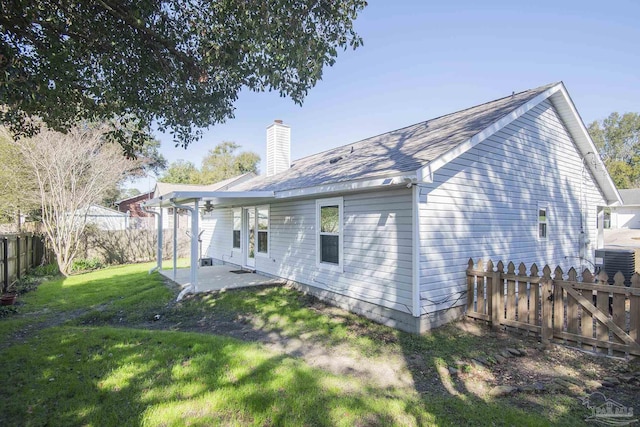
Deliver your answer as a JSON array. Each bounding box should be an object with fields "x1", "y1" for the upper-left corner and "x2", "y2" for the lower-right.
[
  {"x1": 412, "y1": 184, "x2": 421, "y2": 330},
  {"x1": 172, "y1": 199, "x2": 200, "y2": 300},
  {"x1": 142, "y1": 199, "x2": 163, "y2": 274}
]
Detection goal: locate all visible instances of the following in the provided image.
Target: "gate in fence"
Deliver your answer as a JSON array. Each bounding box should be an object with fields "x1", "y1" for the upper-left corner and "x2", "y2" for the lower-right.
[{"x1": 466, "y1": 258, "x2": 640, "y2": 357}]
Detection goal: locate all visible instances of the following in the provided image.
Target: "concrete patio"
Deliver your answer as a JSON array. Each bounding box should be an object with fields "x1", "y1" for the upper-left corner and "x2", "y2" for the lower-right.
[{"x1": 160, "y1": 265, "x2": 284, "y2": 293}]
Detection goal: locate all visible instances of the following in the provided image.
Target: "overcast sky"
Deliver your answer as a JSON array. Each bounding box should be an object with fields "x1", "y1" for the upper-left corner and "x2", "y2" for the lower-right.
[{"x1": 137, "y1": 0, "x2": 640, "y2": 192}]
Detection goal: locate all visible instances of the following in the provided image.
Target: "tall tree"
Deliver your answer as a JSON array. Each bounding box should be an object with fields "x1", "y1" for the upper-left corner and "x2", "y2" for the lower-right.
[
  {"x1": 0, "y1": 131, "x2": 40, "y2": 226},
  {"x1": 158, "y1": 159, "x2": 200, "y2": 184},
  {"x1": 159, "y1": 142, "x2": 260, "y2": 184},
  {"x1": 199, "y1": 142, "x2": 260, "y2": 184},
  {"x1": 588, "y1": 112, "x2": 640, "y2": 189},
  {"x1": 1, "y1": 125, "x2": 141, "y2": 275},
  {"x1": 0, "y1": 0, "x2": 366, "y2": 154}
]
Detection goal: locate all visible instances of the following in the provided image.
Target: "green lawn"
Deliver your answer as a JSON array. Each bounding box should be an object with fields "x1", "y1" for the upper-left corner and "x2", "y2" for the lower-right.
[{"x1": 0, "y1": 263, "x2": 588, "y2": 426}]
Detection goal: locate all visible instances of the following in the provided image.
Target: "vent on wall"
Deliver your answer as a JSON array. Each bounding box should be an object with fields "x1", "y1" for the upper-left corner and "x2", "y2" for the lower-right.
[{"x1": 594, "y1": 249, "x2": 636, "y2": 286}]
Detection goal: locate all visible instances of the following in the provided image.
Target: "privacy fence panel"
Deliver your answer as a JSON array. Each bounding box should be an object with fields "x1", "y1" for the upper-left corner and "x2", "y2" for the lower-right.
[{"x1": 0, "y1": 234, "x2": 46, "y2": 292}]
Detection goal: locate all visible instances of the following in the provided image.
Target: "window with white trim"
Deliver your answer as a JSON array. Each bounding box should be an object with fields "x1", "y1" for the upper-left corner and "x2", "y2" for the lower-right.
[
  {"x1": 316, "y1": 197, "x2": 343, "y2": 269},
  {"x1": 538, "y1": 205, "x2": 548, "y2": 240},
  {"x1": 232, "y1": 209, "x2": 241, "y2": 249},
  {"x1": 257, "y1": 206, "x2": 269, "y2": 255}
]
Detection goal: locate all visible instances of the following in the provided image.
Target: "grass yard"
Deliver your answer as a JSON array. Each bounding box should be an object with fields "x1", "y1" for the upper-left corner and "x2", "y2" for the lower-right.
[{"x1": 0, "y1": 263, "x2": 634, "y2": 426}]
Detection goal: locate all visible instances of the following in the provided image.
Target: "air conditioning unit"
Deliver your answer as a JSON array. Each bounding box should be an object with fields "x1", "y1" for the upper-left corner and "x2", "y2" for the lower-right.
[{"x1": 594, "y1": 249, "x2": 636, "y2": 286}]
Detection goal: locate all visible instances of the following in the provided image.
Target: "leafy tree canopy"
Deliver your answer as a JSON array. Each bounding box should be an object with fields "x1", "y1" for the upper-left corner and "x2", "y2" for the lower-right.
[
  {"x1": 0, "y1": 129, "x2": 40, "y2": 222},
  {"x1": 159, "y1": 159, "x2": 200, "y2": 184},
  {"x1": 0, "y1": 0, "x2": 366, "y2": 155},
  {"x1": 199, "y1": 141, "x2": 259, "y2": 184},
  {"x1": 159, "y1": 141, "x2": 259, "y2": 184},
  {"x1": 588, "y1": 112, "x2": 640, "y2": 189}
]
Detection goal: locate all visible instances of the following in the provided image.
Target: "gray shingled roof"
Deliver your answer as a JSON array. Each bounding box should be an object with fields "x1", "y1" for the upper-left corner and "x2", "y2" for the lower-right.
[
  {"x1": 619, "y1": 189, "x2": 640, "y2": 205},
  {"x1": 154, "y1": 173, "x2": 256, "y2": 197},
  {"x1": 234, "y1": 82, "x2": 559, "y2": 192}
]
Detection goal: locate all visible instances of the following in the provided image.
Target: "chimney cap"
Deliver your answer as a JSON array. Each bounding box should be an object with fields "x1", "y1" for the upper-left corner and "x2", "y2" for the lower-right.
[{"x1": 274, "y1": 119, "x2": 283, "y2": 124}]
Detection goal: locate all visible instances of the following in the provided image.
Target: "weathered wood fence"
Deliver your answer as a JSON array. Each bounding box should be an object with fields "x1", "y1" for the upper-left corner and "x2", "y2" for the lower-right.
[
  {"x1": 466, "y1": 259, "x2": 640, "y2": 357},
  {"x1": 0, "y1": 234, "x2": 47, "y2": 292}
]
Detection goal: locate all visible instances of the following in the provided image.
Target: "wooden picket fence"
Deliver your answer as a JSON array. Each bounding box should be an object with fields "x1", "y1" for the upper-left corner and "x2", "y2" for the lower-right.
[{"x1": 466, "y1": 258, "x2": 640, "y2": 357}]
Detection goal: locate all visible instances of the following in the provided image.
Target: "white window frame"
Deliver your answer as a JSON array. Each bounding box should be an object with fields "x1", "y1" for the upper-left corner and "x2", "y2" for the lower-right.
[
  {"x1": 232, "y1": 208, "x2": 241, "y2": 251},
  {"x1": 256, "y1": 205, "x2": 270, "y2": 257},
  {"x1": 538, "y1": 203, "x2": 548, "y2": 241},
  {"x1": 316, "y1": 197, "x2": 344, "y2": 272}
]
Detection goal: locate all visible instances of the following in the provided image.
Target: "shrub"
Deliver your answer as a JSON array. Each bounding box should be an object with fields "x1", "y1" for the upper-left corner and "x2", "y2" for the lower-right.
[
  {"x1": 71, "y1": 257, "x2": 104, "y2": 273},
  {"x1": 12, "y1": 276, "x2": 40, "y2": 295},
  {"x1": 0, "y1": 305, "x2": 18, "y2": 318},
  {"x1": 31, "y1": 263, "x2": 59, "y2": 277}
]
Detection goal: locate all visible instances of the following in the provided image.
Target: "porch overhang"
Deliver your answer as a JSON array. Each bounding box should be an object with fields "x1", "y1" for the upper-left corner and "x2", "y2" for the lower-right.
[{"x1": 142, "y1": 190, "x2": 276, "y2": 209}]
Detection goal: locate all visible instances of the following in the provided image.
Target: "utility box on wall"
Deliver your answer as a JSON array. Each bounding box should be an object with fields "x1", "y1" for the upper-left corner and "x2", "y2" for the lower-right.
[{"x1": 200, "y1": 258, "x2": 213, "y2": 267}]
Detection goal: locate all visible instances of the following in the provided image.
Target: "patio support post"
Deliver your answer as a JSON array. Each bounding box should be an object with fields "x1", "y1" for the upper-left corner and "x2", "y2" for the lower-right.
[
  {"x1": 157, "y1": 205, "x2": 163, "y2": 271},
  {"x1": 173, "y1": 207, "x2": 177, "y2": 281},
  {"x1": 190, "y1": 200, "x2": 199, "y2": 292},
  {"x1": 171, "y1": 200, "x2": 199, "y2": 294}
]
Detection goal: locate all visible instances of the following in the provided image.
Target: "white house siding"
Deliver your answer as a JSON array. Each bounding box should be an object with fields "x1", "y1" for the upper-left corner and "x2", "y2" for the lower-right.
[
  {"x1": 204, "y1": 188, "x2": 414, "y2": 315},
  {"x1": 202, "y1": 208, "x2": 239, "y2": 264},
  {"x1": 418, "y1": 99, "x2": 607, "y2": 316}
]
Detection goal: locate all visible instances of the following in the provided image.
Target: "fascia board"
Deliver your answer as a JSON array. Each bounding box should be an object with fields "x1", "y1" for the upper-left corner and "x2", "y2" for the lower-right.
[
  {"x1": 273, "y1": 174, "x2": 418, "y2": 199},
  {"x1": 549, "y1": 85, "x2": 622, "y2": 206}
]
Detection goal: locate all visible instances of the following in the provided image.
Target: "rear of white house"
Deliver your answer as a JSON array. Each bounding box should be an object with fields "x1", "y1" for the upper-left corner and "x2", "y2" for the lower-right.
[{"x1": 145, "y1": 82, "x2": 621, "y2": 333}]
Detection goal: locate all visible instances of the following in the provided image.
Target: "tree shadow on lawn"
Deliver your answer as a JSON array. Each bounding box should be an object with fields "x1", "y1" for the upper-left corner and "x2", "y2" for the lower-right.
[
  {"x1": 1, "y1": 267, "x2": 594, "y2": 426},
  {"x1": 397, "y1": 322, "x2": 592, "y2": 426},
  {"x1": 0, "y1": 326, "x2": 435, "y2": 426},
  {"x1": 150, "y1": 286, "x2": 591, "y2": 426}
]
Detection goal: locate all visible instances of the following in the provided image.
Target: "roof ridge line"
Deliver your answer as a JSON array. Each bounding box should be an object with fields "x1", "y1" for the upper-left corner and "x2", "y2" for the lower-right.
[{"x1": 290, "y1": 82, "x2": 560, "y2": 166}]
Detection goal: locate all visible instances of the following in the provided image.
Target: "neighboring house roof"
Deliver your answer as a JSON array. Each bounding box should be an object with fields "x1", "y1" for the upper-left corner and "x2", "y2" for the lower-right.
[
  {"x1": 231, "y1": 82, "x2": 620, "y2": 205},
  {"x1": 618, "y1": 189, "x2": 640, "y2": 206},
  {"x1": 115, "y1": 192, "x2": 155, "y2": 217},
  {"x1": 154, "y1": 172, "x2": 256, "y2": 198},
  {"x1": 74, "y1": 204, "x2": 128, "y2": 217},
  {"x1": 115, "y1": 191, "x2": 153, "y2": 207}
]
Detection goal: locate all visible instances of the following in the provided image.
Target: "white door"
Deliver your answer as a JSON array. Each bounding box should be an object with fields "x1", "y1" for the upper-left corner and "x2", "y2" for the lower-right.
[{"x1": 244, "y1": 207, "x2": 256, "y2": 269}]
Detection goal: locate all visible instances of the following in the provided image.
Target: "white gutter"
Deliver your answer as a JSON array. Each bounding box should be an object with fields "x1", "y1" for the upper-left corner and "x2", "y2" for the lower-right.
[
  {"x1": 274, "y1": 174, "x2": 417, "y2": 199},
  {"x1": 411, "y1": 184, "x2": 421, "y2": 318}
]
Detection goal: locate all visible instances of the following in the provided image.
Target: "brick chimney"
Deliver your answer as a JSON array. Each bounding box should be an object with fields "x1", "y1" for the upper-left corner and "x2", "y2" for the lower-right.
[{"x1": 266, "y1": 119, "x2": 290, "y2": 177}]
